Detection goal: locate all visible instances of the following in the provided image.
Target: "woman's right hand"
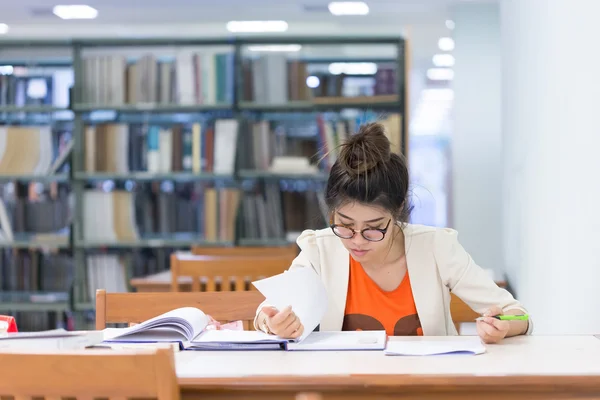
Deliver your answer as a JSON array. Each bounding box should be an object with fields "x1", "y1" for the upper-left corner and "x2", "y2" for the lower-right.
[{"x1": 259, "y1": 305, "x2": 304, "y2": 339}]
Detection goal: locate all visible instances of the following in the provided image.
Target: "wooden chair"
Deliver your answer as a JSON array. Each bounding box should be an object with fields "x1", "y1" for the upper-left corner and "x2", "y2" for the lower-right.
[
  {"x1": 450, "y1": 294, "x2": 478, "y2": 331},
  {"x1": 170, "y1": 252, "x2": 294, "y2": 292},
  {"x1": 0, "y1": 347, "x2": 178, "y2": 400},
  {"x1": 191, "y1": 244, "x2": 298, "y2": 257},
  {"x1": 95, "y1": 289, "x2": 265, "y2": 330},
  {"x1": 450, "y1": 279, "x2": 508, "y2": 332}
]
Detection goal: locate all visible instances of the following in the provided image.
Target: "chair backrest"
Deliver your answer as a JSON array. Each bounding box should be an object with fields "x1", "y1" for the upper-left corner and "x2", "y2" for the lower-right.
[
  {"x1": 95, "y1": 289, "x2": 265, "y2": 330},
  {"x1": 0, "y1": 348, "x2": 179, "y2": 400},
  {"x1": 450, "y1": 279, "x2": 508, "y2": 331},
  {"x1": 191, "y1": 244, "x2": 298, "y2": 257},
  {"x1": 170, "y1": 253, "x2": 294, "y2": 292}
]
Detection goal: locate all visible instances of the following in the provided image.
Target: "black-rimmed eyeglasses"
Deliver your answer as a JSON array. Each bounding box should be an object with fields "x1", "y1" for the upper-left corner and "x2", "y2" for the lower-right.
[{"x1": 330, "y1": 219, "x2": 392, "y2": 242}]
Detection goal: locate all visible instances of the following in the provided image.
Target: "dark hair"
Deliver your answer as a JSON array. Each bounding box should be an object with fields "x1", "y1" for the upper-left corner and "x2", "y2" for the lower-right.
[{"x1": 324, "y1": 122, "x2": 412, "y2": 223}]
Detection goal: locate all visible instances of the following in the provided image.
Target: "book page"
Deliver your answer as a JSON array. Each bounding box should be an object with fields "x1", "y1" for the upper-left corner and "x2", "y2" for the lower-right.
[
  {"x1": 106, "y1": 307, "x2": 209, "y2": 342},
  {"x1": 252, "y1": 267, "x2": 327, "y2": 342}
]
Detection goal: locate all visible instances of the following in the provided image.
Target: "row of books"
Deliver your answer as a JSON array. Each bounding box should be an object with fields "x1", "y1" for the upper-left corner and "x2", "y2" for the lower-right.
[
  {"x1": 135, "y1": 186, "x2": 241, "y2": 243},
  {"x1": 80, "y1": 51, "x2": 234, "y2": 106},
  {"x1": 84, "y1": 120, "x2": 238, "y2": 175},
  {"x1": 83, "y1": 190, "x2": 139, "y2": 243},
  {"x1": 240, "y1": 184, "x2": 328, "y2": 241},
  {"x1": 0, "y1": 183, "x2": 70, "y2": 244},
  {"x1": 241, "y1": 57, "x2": 312, "y2": 104},
  {"x1": 82, "y1": 187, "x2": 240, "y2": 243},
  {"x1": 78, "y1": 53, "x2": 398, "y2": 106},
  {"x1": 0, "y1": 249, "x2": 71, "y2": 329},
  {"x1": 1, "y1": 113, "x2": 400, "y2": 177},
  {"x1": 0, "y1": 250, "x2": 73, "y2": 293}
]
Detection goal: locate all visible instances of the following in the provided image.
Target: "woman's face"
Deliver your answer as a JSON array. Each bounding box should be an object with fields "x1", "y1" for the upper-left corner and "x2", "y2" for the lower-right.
[{"x1": 332, "y1": 202, "x2": 396, "y2": 263}]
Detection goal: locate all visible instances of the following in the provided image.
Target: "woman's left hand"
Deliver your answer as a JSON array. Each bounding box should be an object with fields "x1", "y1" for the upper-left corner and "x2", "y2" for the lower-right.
[{"x1": 476, "y1": 306, "x2": 509, "y2": 344}]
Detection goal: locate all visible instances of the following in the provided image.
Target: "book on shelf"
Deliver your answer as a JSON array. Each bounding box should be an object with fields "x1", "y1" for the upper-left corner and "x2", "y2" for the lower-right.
[
  {"x1": 83, "y1": 186, "x2": 240, "y2": 243},
  {"x1": 103, "y1": 306, "x2": 386, "y2": 351}
]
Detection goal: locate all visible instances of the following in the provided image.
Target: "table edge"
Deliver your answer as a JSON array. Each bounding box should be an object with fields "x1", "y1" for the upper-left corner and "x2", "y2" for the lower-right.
[{"x1": 179, "y1": 374, "x2": 600, "y2": 392}]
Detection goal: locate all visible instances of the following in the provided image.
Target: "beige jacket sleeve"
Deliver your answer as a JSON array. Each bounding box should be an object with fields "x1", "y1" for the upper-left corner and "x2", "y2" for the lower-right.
[
  {"x1": 252, "y1": 230, "x2": 322, "y2": 331},
  {"x1": 433, "y1": 228, "x2": 533, "y2": 335}
]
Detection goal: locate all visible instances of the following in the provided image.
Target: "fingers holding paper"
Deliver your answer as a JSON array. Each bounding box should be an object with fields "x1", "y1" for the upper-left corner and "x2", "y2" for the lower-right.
[{"x1": 261, "y1": 305, "x2": 305, "y2": 339}]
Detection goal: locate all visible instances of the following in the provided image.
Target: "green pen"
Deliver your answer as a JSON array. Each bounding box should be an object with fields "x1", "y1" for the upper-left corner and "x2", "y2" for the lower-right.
[{"x1": 476, "y1": 314, "x2": 529, "y2": 321}]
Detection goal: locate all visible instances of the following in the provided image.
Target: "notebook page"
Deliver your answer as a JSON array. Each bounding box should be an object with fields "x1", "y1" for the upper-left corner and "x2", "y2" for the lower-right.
[
  {"x1": 252, "y1": 267, "x2": 327, "y2": 342},
  {"x1": 384, "y1": 337, "x2": 486, "y2": 356}
]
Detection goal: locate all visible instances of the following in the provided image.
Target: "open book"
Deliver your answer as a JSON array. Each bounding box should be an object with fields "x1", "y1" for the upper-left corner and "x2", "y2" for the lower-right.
[
  {"x1": 103, "y1": 306, "x2": 387, "y2": 351},
  {"x1": 103, "y1": 307, "x2": 213, "y2": 346}
]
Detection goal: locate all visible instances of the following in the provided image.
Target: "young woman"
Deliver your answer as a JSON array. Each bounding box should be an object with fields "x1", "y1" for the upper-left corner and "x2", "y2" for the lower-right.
[{"x1": 254, "y1": 122, "x2": 531, "y2": 344}]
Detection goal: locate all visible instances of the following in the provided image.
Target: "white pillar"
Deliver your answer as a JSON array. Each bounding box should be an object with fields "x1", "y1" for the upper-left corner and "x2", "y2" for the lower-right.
[
  {"x1": 451, "y1": 3, "x2": 503, "y2": 275},
  {"x1": 501, "y1": 0, "x2": 600, "y2": 334}
]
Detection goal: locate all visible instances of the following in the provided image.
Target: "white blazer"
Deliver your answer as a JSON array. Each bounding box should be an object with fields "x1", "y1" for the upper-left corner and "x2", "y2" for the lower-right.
[{"x1": 255, "y1": 223, "x2": 533, "y2": 336}]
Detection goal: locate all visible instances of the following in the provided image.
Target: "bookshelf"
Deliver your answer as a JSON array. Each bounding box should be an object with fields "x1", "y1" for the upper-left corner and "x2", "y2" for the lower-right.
[
  {"x1": 0, "y1": 35, "x2": 407, "y2": 329},
  {"x1": 0, "y1": 41, "x2": 75, "y2": 331}
]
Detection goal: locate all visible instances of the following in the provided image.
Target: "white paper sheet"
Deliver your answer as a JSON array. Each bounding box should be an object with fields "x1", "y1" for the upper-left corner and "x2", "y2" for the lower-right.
[
  {"x1": 286, "y1": 330, "x2": 387, "y2": 351},
  {"x1": 252, "y1": 267, "x2": 328, "y2": 342},
  {"x1": 384, "y1": 337, "x2": 486, "y2": 356}
]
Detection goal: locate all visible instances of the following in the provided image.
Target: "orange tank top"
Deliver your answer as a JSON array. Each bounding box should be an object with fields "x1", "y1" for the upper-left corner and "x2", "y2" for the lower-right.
[{"x1": 343, "y1": 256, "x2": 423, "y2": 336}]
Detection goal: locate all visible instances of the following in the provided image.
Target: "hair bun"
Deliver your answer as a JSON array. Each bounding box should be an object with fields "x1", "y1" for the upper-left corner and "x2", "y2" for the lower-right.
[{"x1": 338, "y1": 122, "x2": 392, "y2": 176}]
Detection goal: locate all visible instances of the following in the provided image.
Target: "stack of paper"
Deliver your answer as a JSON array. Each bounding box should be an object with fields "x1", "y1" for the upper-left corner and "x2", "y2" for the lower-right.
[
  {"x1": 384, "y1": 337, "x2": 486, "y2": 356},
  {"x1": 0, "y1": 329, "x2": 104, "y2": 350}
]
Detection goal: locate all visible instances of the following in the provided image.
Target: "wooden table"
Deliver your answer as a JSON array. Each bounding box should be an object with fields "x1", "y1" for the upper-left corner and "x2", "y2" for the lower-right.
[{"x1": 175, "y1": 335, "x2": 600, "y2": 400}]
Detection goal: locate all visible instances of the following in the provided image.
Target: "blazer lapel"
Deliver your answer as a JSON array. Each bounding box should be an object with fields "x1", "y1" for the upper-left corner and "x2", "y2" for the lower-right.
[
  {"x1": 404, "y1": 225, "x2": 438, "y2": 336},
  {"x1": 319, "y1": 236, "x2": 349, "y2": 331}
]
